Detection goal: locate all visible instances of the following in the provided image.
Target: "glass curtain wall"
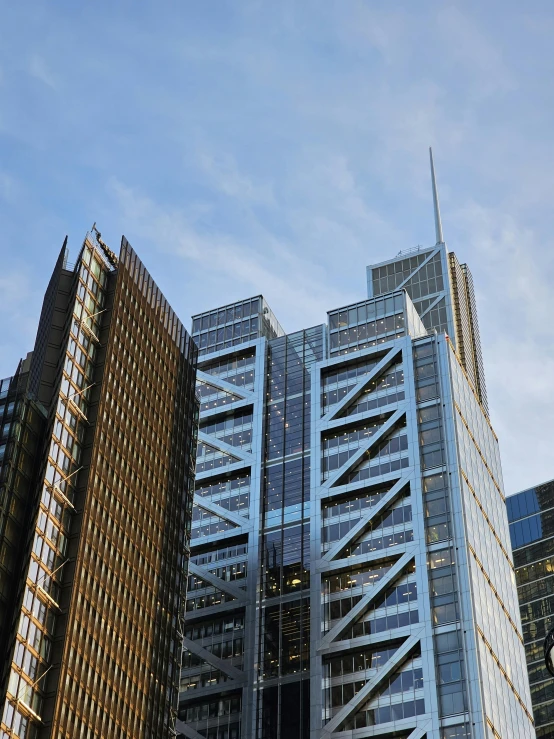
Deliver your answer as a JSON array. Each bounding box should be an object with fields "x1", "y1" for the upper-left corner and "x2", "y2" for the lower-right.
[
  {"x1": 508, "y1": 480, "x2": 554, "y2": 738},
  {"x1": 257, "y1": 327, "x2": 324, "y2": 739}
]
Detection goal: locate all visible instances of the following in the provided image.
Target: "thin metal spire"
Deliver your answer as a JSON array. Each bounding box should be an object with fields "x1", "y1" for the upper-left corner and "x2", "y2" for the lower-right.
[{"x1": 429, "y1": 147, "x2": 444, "y2": 244}]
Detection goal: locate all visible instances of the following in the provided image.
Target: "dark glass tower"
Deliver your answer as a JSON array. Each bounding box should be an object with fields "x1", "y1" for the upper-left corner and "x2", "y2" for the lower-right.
[
  {"x1": 0, "y1": 228, "x2": 198, "y2": 739},
  {"x1": 0, "y1": 363, "x2": 48, "y2": 713},
  {"x1": 507, "y1": 480, "x2": 554, "y2": 738}
]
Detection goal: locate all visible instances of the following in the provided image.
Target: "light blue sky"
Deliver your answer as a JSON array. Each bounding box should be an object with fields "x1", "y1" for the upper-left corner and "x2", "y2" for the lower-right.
[{"x1": 1, "y1": 2, "x2": 553, "y2": 495}]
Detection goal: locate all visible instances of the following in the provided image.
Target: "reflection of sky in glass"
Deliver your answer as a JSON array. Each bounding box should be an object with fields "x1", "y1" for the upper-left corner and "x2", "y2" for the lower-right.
[
  {"x1": 509, "y1": 513, "x2": 543, "y2": 550},
  {"x1": 506, "y1": 489, "x2": 540, "y2": 522},
  {"x1": 507, "y1": 488, "x2": 545, "y2": 549}
]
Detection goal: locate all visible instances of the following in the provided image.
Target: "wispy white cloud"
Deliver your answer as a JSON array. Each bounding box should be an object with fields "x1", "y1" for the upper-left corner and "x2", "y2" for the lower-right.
[
  {"x1": 108, "y1": 177, "x2": 352, "y2": 328},
  {"x1": 196, "y1": 152, "x2": 276, "y2": 206},
  {"x1": 0, "y1": 0, "x2": 552, "y2": 496},
  {"x1": 0, "y1": 270, "x2": 40, "y2": 377},
  {"x1": 28, "y1": 54, "x2": 57, "y2": 89},
  {"x1": 436, "y1": 6, "x2": 515, "y2": 97},
  {"x1": 0, "y1": 170, "x2": 20, "y2": 204},
  {"x1": 0, "y1": 271, "x2": 31, "y2": 305},
  {"x1": 451, "y1": 200, "x2": 554, "y2": 493},
  {"x1": 453, "y1": 202, "x2": 554, "y2": 335}
]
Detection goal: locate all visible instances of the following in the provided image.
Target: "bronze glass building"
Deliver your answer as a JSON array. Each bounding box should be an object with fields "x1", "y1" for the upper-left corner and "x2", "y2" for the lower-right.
[{"x1": 0, "y1": 228, "x2": 198, "y2": 739}]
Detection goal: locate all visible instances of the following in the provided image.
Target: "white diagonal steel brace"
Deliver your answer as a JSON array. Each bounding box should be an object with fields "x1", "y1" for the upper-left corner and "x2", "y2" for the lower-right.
[
  {"x1": 182, "y1": 636, "x2": 246, "y2": 682},
  {"x1": 184, "y1": 599, "x2": 242, "y2": 622},
  {"x1": 319, "y1": 543, "x2": 408, "y2": 577},
  {"x1": 198, "y1": 431, "x2": 253, "y2": 463},
  {"x1": 407, "y1": 725, "x2": 432, "y2": 739},
  {"x1": 321, "y1": 478, "x2": 409, "y2": 563},
  {"x1": 322, "y1": 408, "x2": 405, "y2": 489},
  {"x1": 196, "y1": 459, "x2": 250, "y2": 482},
  {"x1": 321, "y1": 347, "x2": 401, "y2": 425},
  {"x1": 320, "y1": 623, "x2": 414, "y2": 657},
  {"x1": 185, "y1": 531, "x2": 241, "y2": 550},
  {"x1": 396, "y1": 248, "x2": 439, "y2": 291},
  {"x1": 321, "y1": 631, "x2": 422, "y2": 736},
  {"x1": 416, "y1": 293, "x2": 443, "y2": 321},
  {"x1": 188, "y1": 562, "x2": 248, "y2": 602},
  {"x1": 193, "y1": 497, "x2": 248, "y2": 529},
  {"x1": 197, "y1": 370, "x2": 255, "y2": 401},
  {"x1": 324, "y1": 398, "x2": 405, "y2": 435},
  {"x1": 318, "y1": 469, "x2": 404, "y2": 501},
  {"x1": 175, "y1": 720, "x2": 205, "y2": 739},
  {"x1": 318, "y1": 547, "x2": 417, "y2": 651},
  {"x1": 200, "y1": 397, "x2": 253, "y2": 421}
]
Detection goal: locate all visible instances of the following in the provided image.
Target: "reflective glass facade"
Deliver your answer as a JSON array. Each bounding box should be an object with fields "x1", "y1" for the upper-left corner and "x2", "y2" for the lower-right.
[
  {"x1": 192, "y1": 297, "x2": 284, "y2": 357},
  {"x1": 0, "y1": 368, "x2": 47, "y2": 718},
  {"x1": 179, "y1": 261, "x2": 531, "y2": 737},
  {"x1": 507, "y1": 480, "x2": 554, "y2": 738},
  {"x1": 367, "y1": 244, "x2": 488, "y2": 414},
  {"x1": 0, "y1": 229, "x2": 198, "y2": 739}
]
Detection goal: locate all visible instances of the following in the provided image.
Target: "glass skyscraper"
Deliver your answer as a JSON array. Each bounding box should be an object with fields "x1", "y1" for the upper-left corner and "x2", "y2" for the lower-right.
[
  {"x1": 0, "y1": 228, "x2": 199, "y2": 739},
  {"x1": 507, "y1": 479, "x2": 554, "y2": 738},
  {"x1": 177, "y1": 156, "x2": 532, "y2": 739},
  {"x1": 366, "y1": 153, "x2": 487, "y2": 414}
]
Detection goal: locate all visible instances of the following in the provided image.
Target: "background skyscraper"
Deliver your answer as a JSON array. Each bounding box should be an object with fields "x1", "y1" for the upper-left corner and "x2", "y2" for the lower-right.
[
  {"x1": 0, "y1": 228, "x2": 198, "y2": 738},
  {"x1": 178, "y1": 158, "x2": 532, "y2": 739},
  {"x1": 507, "y1": 479, "x2": 554, "y2": 738}
]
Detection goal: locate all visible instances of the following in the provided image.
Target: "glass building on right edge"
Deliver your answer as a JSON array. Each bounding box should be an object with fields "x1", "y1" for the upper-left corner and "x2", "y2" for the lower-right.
[
  {"x1": 177, "y1": 151, "x2": 533, "y2": 739},
  {"x1": 507, "y1": 479, "x2": 554, "y2": 738}
]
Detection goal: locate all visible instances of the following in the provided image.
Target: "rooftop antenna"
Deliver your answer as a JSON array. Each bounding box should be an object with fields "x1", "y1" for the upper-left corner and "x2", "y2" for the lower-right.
[{"x1": 429, "y1": 147, "x2": 444, "y2": 245}]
